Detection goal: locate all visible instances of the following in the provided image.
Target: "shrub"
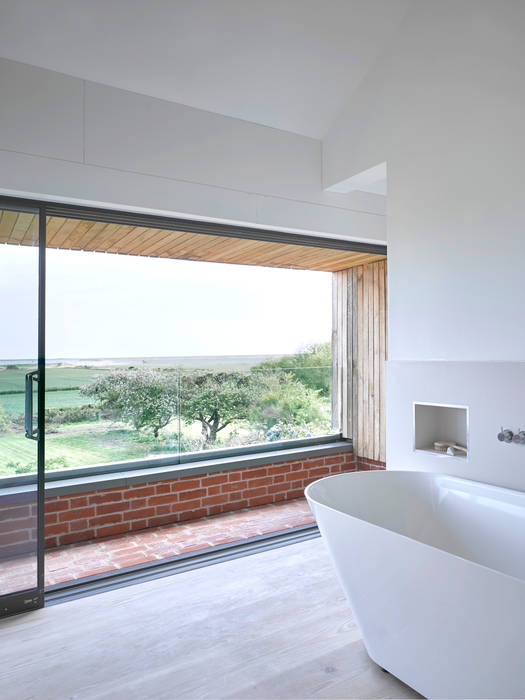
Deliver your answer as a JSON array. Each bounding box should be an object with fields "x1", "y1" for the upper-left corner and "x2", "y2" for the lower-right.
[
  {"x1": 0, "y1": 405, "x2": 10, "y2": 433},
  {"x1": 45, "y1": 404, "x2": 100, "y2": 425},
  {"x1": 253, "y1": 342, "x2": 331, "y2": 396},
  {"x1": 179, "y1": 435, "x2": 207, "y2": 453},
  {"x1": 9, "y1": 456, "x2": 70, "y2": 474},
  {"x1": 265, "y1": 420, "x2": 313, "y2": 442},
  {"x1": 45, "y1": 456, "x2": 69, "y2": 471},
  {"x1": 6, "y1": 460, "x2": 24, "y2": 473}
]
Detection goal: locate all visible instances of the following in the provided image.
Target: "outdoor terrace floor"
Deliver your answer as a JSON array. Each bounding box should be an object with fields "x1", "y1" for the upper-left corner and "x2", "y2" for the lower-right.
[{"x1": 44, "y1": 497, "x2": 314, "y2": 586}]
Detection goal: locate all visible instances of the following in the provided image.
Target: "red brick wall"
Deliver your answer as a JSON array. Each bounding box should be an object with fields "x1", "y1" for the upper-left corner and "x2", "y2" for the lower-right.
[
  {"x1": 0, "y1": 492, "x2": 37, "y2": 558},
  {"x1": 45, "y1": 450, "x2": 356, "y2": 548}
]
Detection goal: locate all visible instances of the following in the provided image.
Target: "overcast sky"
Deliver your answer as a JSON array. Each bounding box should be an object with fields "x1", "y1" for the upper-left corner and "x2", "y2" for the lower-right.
[{"x1": 1, "y1": 245, "x2": 331, "y2": 360}]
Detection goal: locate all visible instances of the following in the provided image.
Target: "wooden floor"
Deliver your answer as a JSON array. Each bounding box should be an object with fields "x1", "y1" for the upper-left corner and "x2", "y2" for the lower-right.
[{"x1": 0, "y1": 538, "x2": 419, "y2": 700}]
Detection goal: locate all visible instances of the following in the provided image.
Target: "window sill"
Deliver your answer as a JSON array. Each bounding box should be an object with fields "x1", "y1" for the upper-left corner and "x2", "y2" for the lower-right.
[{"x1": 3, "y1": 439, "x2": 352, "y2": 497}]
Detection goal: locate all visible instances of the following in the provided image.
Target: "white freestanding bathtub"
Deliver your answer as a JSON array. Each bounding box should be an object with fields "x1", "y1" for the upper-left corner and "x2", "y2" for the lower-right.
[{"x1": 305, "y1": 471, "x2": 525, "y2": 699}]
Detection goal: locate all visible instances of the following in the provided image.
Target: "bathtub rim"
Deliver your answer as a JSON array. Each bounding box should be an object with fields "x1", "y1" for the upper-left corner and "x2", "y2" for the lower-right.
[{"x1": 305, "y1": 470, "x2": 525, "y2": 585}]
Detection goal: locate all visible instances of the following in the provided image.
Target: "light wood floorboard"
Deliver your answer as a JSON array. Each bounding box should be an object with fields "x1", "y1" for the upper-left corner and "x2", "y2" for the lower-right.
[{"x1": 0, "y1": 538, "x2": 419, "y2": 700}]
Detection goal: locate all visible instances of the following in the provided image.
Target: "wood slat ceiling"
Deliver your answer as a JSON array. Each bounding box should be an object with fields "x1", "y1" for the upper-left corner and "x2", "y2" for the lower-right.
[{"x1": 0, "y1": 211, "x2": 386, "y2": 271}]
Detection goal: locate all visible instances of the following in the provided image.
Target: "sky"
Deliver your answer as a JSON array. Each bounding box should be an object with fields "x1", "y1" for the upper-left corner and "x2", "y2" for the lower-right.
[{"x1": 1, "y1": 245, "x2": 332, "y2": 360}]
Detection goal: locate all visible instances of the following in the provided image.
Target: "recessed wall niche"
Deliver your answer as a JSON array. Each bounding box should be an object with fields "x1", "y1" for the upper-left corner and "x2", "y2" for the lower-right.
[{"x1": 414, "y1": 403, "x2": 468, "y2": 459}]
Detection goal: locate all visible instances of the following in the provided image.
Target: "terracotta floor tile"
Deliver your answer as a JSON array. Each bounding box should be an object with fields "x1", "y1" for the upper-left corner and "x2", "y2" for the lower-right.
[{"x1": 177, "y1": 542, "x2": 212, "y2": 554}]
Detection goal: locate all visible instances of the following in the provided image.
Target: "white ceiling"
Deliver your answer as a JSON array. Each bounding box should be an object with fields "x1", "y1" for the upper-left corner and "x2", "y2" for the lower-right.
[{"x1": 0, "y1": 0, "x2": 409, "y2": 139}]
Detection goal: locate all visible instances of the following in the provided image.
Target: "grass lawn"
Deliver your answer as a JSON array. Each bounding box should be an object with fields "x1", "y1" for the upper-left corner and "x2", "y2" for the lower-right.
[
  {"x1": 0, "y1": 422, "x2": 179, "y2": 475},
  {"x1": 48, "y1": 426, "x2": 171, "y2": 466}
]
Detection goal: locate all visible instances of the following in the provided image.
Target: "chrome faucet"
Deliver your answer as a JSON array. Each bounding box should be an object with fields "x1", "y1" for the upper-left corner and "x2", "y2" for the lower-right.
[
  {"x1": 497, "y1": 428, "x2": 525, "y2": 443},
  {"x1": 497, "y1": 428, "x2": 513, "y2": 443}
]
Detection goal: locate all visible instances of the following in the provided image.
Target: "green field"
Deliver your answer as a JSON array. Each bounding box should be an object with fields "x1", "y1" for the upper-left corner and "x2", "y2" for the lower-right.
[
  {"x1": 0, "y1": 388, "x2": 87, "y2": 416},
  {"x1": 0, "y1": 365, "x2": 107, "y2": 392},
  {"x1": 0, "y1": 365, "x2": 108, "y2": 416}
]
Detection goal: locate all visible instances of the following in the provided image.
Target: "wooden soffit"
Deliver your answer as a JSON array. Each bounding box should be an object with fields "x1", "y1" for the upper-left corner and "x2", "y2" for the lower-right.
[{"x1": 0, "y1": 210, "x2": 386, "y2": 272}]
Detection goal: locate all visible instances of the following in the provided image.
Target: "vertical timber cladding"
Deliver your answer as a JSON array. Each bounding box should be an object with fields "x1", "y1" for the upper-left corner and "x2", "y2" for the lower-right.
[{"x1": 332, "y1": 260, "x2": 387, "y2": 461}]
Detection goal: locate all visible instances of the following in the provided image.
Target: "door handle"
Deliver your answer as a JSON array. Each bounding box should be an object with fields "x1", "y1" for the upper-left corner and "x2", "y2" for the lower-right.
[{"x1": 25, "y1": 370, "x2": 39, "y2": 440}]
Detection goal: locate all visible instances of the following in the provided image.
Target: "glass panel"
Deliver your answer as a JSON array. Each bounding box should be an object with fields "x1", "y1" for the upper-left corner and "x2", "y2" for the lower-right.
[
  {"x1": 43, "y1": 245, "x2": 181, "y2": 472},
  {"x1": 0, "y1": 207, "x2": 40, "y2": 599},
  {"x1": 38, "y1": 233, "x2": 333, "y2": 473}
]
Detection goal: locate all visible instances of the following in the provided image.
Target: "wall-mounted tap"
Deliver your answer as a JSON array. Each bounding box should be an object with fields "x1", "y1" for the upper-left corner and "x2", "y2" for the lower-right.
[
  {"x1": 513, "y1": 430, "x2": 525, "y2": 445},
  {"x1": 497, "y1": 428, "x2": 514, "y2": 443},
  {"x1": 497, "y1": 428, "x2": 525, "y2": 444}
]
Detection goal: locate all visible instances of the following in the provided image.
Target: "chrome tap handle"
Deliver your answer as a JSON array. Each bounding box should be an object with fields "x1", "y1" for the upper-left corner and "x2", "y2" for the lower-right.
[
  {"x1": 514, "y1": 430, "x2": 525, "y2": 445},
  {"x1": 498, "y1": 428, "x2": 513, "y2": 443}
]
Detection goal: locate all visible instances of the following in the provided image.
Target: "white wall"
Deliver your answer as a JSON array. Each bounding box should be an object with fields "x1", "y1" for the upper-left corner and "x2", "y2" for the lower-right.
[
  {"x1": 0, "y1": 58, "x2": 386, "y2": 242},
  {"x1": 323, "y1": 1, "x2": 525, "y2": 488},
  {"x1": 326, "y1": 0, "x2": 525, "y2": 360},
  {"x1": 387, "y1": 361, "x2": 525, "y2": 491}
]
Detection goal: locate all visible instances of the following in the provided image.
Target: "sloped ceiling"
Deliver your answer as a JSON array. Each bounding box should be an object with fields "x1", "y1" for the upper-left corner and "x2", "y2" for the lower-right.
[{"x1": 0, "y1": 0, "x2": 410, "y2": 138}]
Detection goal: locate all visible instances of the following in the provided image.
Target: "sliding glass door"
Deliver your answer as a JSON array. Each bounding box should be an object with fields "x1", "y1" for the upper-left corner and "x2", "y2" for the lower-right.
[{"x1": 0, "y1": 200, "x2": 45, "y2": 616}]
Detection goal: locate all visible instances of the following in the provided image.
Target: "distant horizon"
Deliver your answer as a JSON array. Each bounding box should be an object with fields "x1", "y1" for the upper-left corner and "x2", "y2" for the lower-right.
[
  {"x1": 0, "y1": 350, "x2": 332, "y2": 370},
  {"x1": 2, "y1": 352, "x2": 292, "y2": 359},
  {"x1": 0, "y1": 352, "x2": 301, "y2": 363}
]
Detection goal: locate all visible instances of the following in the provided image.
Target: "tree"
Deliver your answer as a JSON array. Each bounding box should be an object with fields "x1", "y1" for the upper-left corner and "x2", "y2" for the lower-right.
[
  {"x1": 180, "y1": 371, "x2": 260, "y2": 445},
  {"x1": 254, "y1": 342, "x2": 331, "y2": 396},
  {"x1": 81, "y1": 368, "x2": 178, "y2": 437}
]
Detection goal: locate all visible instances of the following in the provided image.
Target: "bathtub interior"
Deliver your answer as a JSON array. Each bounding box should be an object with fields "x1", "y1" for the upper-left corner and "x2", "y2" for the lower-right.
[{"x1": 306, "y1": 471, "x2": 525, "y2": 581}]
